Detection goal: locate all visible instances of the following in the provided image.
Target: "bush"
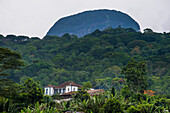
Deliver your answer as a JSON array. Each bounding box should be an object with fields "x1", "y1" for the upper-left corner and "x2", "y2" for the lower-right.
[
  {"x1": 129, "y1": 93, "x2": 148, "y2": 103},
  {"x1": 21, "y1": 102, "x2": 59, "y2": 113},
  {"x1": 127, "y1": 104, "x2": 165, "y2": 113},
  {"x1": 51, "y1": 94, "x2": 62, "y2": 100},
  {"x1": 103, "y1": 97, "x2": 124, "y2": 113},
  {"x1": 127, "y1": 105, "x2": 141, "y2": 113},
  {"x1": 121, "y1": 85, "x2": 132, "y2": 99},
  {"x1": 43, "y1": 95, "x2": 53, "y2": 103},
  {"x1": 111, "y1": 86, "x2": 115, "y2": 97},
  {"x1": 74, "y1": 90, "x2": 90, "y2": 101}
]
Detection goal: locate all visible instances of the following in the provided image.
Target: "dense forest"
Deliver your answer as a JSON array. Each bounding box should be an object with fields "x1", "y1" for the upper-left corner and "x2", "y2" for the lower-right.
[
  {"x1": 0, "y1": 27, "x2": 170, "y2": 112},
  {"x1": 0, "y1": 27, "x2": 169, "y2": 96}
]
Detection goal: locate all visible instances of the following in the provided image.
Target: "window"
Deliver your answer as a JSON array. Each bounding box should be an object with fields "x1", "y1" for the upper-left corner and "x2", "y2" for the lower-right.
[
  {"x1": 55, "y1": 89, "x2": 58, "y2": 94},
  {"x1": 63, "y1": 88, "x2": 65, "y2": 93},
  {"x1": 73, "y1": 88, "x2": 75, "y2": 91},
  {"x1": 46, "y1": 89, "x2": 48, "y2": 95},
  {"x1": 68, "y1": 88, "x2": 69, "y2": 91}
]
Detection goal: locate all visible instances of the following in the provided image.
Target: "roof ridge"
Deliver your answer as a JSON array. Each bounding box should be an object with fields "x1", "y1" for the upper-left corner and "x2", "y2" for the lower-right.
[
  {"x1": 45, "y1": 84, "x2": 55, "y2": 87},
  {"x1": 55, "y1": 81, "x2": 81, "y2": 88}
]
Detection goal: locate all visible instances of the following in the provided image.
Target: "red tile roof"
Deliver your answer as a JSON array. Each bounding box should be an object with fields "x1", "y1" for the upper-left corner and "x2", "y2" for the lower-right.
[
  {"x1": 61, "y1": 89, "x2": 104, "y2": 96},
  {"x1": 87, "y1": 89, "x2": 104, "y2": 93},
  {"x1": 44, "y1": 84, "x2": 55, "y2": 87},
  {"x1": 55, "y1": 81, "x2": 81, "y2": 89},
  {"x1": 61, "y1": 91, "x2": 77, "y2": 95},
  {"x1": 87, "y1": 89, "x2": 104, "y2": 96}
]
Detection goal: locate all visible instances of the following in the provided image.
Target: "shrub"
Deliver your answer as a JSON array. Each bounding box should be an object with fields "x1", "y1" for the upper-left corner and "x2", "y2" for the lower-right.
[
  {"x1": 127, "y1": 105, "x2": 141, "y2": 113},
  {"x1": 121, "y1": 85, "x2": 132, "y2": 99},
  {"x1": 21, "y1": 102, "x2": 59, "y2": 113},
  {"x1": 111, "y1": 86, "x2": 115, "y2": 97},
  {"x1": 127, "y1": 103, "x2": 165, "y2": 113},
  {"x1": 103, "y1": 97, "x2": 124, "y2": 113},
  {"x1": 74, "y1": 90, "x2": 90, "y2": 101}
]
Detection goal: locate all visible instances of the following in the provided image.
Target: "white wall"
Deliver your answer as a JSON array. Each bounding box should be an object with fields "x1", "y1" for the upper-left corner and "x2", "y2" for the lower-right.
[
  {"x1": 65, "y1": 86, "x2": 78, "y2": 93},
  {"x1": 45, "y1": 86, "x2": 79, "y2": 95},
  {"x1": 44, "y1": 87, "x2": 54, "y2": 96}
]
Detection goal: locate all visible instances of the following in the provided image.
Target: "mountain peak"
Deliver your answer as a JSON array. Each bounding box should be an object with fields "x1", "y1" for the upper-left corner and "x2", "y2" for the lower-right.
[{"x1": 46, "y1": 9, "x2": 140, "y2": 37}]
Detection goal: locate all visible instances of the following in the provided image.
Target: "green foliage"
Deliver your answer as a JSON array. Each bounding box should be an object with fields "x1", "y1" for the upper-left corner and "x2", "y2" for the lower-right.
[
  {"x1": 52, "y1": 54, "x2": 64, "y2": 68},
  {"x1": 17, "y1": 77, "x2": 44, "y2": 106},
  {"x1": 82, "y1": 81, "x2": 92, "y2": 90},
  {"x1": 51, "y1": 94, "x2": 62, "y2": 100},
  {"x1": 112, "y1": 77, "x2": 125, "y2": 91},
  {"x1": 103, "y1": 97, "x2": 124, "y2": 113},
  {"x1": 17, "y1": 90, "x2": 170, "y2": 113},
  {"x1": 75, "y1": 93, "x2": 110, "y2": 113},
  {"x1": 0, "y1": 97, "x2": 23, "y2": 113},
  {"x1": 0, "y1": 47, "x2": 24, "y2": 98},
  {"x1": 121, "y1": 85, "x2": 132, "y2": 99},
  {"x1": 0, "y1": 27, "x2": 170, "y2": 112},
  {"x1": 121, "y1": 58, "x2": 148, "y2": 93},
  {"x1": 0, "y1": 47, "x2": 24, "y2": 73},
  {"x1": 111, "y1": 86, "x2": 115, "y2": 96},
  {"x1": 127, "y1": 105, "x2": 141, "y2": 113},
  {"x1": 43, "y1": 95, "x2": 53, "y2": 103},
  {"x1": 0, "y1": 27, "x2": 169, "y2": 95},
  {"x1": 56, "y1": 101, "x2": 77, "y2": 112},
  {"x1": 100, "y1": 65, "x2": 122, "y2": 78},
  {"x1": 74, "y1": 90, "x2": 90, "y2": 101},
  {"x1": 126, "y1": 104, "x2": 165, "y2": 113},
  {"x1": 21, "y1": 102, "x2": 59, "y2": 113},
  {"x1": 125, "y1": 93, "x2": 169, "y2": 113}
]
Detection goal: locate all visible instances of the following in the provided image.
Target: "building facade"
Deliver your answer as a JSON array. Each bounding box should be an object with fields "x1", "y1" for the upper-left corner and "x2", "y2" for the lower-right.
[{"x1": 44, "y1": 81, "x2": 81, "y2": 96}]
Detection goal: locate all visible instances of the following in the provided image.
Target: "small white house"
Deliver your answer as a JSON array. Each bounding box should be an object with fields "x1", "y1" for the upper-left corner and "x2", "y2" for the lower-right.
[
  {"x1": 44, "y1": 84, "x2": 55, "y2": 96},
  {"x1": 44, "y1": 81, "x2": 81, "y2": 96}
]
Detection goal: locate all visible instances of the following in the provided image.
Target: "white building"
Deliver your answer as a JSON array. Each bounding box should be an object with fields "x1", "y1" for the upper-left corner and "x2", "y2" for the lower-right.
[{"x1": 44, "y1": 81, "x2": 81, "y2": 96}]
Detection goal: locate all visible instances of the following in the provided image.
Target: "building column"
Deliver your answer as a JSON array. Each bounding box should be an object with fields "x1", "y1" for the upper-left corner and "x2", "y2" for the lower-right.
[{"x1": 61, "y1": 88, "x2": 63, "y2": 94}]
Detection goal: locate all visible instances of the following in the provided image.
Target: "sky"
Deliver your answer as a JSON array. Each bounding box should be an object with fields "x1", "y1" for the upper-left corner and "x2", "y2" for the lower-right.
[{"x1": 0, "y1": 0, "x2": 170, "y2": 38}]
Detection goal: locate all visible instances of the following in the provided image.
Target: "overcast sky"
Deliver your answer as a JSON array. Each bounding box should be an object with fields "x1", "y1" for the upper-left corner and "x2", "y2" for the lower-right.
[{"x1": 0, "y1": 0, "x2": 170, "y2": 38}]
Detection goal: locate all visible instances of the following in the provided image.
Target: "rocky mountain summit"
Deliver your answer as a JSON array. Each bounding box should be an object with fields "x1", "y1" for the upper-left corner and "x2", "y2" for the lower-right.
[{"x1": 46, "y1": 9, "x2": 140, "y2": 37}]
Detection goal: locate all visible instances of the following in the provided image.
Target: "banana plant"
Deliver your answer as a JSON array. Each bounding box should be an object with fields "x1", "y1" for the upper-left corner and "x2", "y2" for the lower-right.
[
  {"x1": 57, "y1": 101, "x2": 78, "y2": 113},
  {"x1": 20, "y1": 102, "x2": 59, "y2": 113},
  {"x1": 75, "y1": 99, "x2": 92, "y2": 113},
  {"x1": 89, "y1": 94, "x2": 106, "y2": 112},
  {"x1": 0, "y1": 97, "x2": 23, "y2": 113}
]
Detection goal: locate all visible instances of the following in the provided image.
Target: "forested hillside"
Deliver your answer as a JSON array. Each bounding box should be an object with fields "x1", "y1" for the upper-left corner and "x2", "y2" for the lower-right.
[{"x1": 0, "y1": 27, "x2": 169, "y2": 95}]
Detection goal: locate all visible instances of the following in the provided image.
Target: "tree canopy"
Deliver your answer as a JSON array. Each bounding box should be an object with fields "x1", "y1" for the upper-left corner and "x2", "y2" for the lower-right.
[
  {"x1": 121, "y1": 59, "x2": 148, "y2": 93},
  {"x1": 0, "y1": 47, "x2": 24, "y2": 97},
  {"x1": 0, "y1": 27, "x2": 169, "y2": 94}
]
